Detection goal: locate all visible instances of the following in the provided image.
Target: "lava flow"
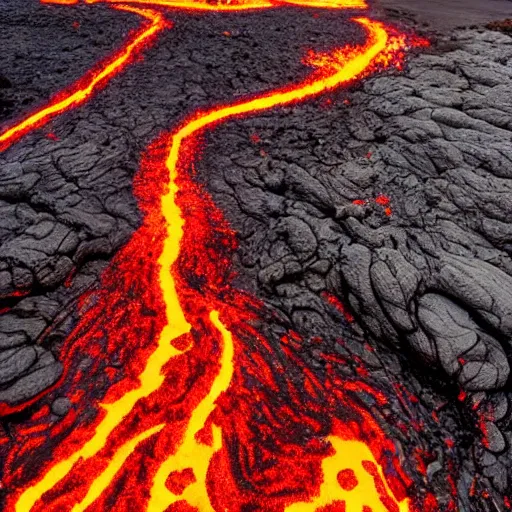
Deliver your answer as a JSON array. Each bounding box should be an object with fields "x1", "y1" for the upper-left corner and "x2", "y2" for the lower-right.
[
  {"x1": 1, "y1": 1, "x2": 434, "y2": 511},
  {"x1": 0, "y1": 5, "x2": 168, "y2": 152}
]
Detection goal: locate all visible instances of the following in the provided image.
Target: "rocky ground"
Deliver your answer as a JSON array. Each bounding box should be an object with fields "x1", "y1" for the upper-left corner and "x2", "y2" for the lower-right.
[
  {"x1": 377, "y1": 0, "x2": 512, "y2": 30},
  {"x1": 1, "y1": 0, "x2": 512, "y2": 510}
]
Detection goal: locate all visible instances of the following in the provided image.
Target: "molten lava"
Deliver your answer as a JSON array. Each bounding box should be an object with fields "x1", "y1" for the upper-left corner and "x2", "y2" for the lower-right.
[
  {"x1": 148, "y1": 311, "x2": 234, "y2": 512},
  {"x1": 45, "y1": 0, "x2": 366, "y2": 10},
  {"x1": 0, "y1": 1, "x2": 434, "y2": 511},
  {"x1": 278, "y1": 0, "x2": 366, "y2": 9},
  {"x1": 284, "y1": 436, "x2": 409, "y2": 512}
]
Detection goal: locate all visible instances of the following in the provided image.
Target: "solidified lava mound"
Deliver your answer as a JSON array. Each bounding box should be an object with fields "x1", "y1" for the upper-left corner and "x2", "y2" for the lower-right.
[{"x1": 0, "y1": 0, "x2": 512, "y2": 511}]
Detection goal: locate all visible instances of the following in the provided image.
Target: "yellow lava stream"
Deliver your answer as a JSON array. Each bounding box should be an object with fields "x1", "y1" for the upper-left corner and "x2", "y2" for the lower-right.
[
  {"x1": 83, "y1": 0, "x2": 366, "y2": 10},
  {"x1": 15, "y1": 17, "x2": 392, "y2": 512},
  {"x1": 149, "y1": 312, "x2": 234, "y2": 512},
  {"x1": 0, "y1": 5, "x2": 167, "y2": 151},
  {"x1": 71, "y1": 424, "x2": 166, "y2": 512},
  {"x1": 285, "y1": 437, "x2": 410, "y2": 512},
  {"x1": 85, "y1": 0, "x2": 276, "y2": 11}
]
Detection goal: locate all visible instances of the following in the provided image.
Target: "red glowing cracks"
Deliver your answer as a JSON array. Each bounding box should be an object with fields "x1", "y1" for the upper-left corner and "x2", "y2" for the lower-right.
[
  {"x1": 322, "y1": 292, "x2": 355, "y2": 323},
  {"x1": 352, "y1": 194, "x2": 393, "y2": 216},
  {"x1": 362, "y1": 460, "x2": 401, "y2": 512}
]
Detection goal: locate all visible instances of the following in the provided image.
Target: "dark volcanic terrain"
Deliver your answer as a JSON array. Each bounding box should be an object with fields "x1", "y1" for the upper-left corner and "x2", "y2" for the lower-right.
[
  {"x1": 377, "y1": 0, "x2": 512, "y2": 29},
  {"x1": 1, "y1": 0, "x2": 512, "y2": 510}
]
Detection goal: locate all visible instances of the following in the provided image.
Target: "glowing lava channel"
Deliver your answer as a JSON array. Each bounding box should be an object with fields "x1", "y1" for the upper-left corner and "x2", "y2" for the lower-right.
[
  {"x1": 0, "y1": 4, "x2": 168, "y2": 152},
  {"x1": 278, "y1": 0, "x2": 366, "y2": 9},
  {"x1": 83, "y1": 0, "x2": 276, "y2": 11},
  {"x1": 148, "y1": 311, "x2": 234, "y2": 512},
  {"x1": 79, "y1": 0, "x2": 366, "y2": 10},
  {"x1": 10, "y1": 17, "x2": 414, "y2": 512}
]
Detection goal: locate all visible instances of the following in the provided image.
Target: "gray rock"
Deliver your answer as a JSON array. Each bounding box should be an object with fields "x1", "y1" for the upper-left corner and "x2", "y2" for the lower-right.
[
  {"x1": 0, "y1": 331, "x2": 27, "y2": 349},
  {"x1": 438, "y1": 255, "x2": 512, "y2": 337},
  {"x1": 483, "y1": 422, "x2": 506, "y2": 454},
  {"x1": 417, "y1": 294, "x2": 509, "y2": 390},
  {"x1": 0, "y1": 314, "x2": 46, "y2": 342},
  {"x1": 12, "y1": 266, "x2": 33, "y2": 288},
  {"x1": 0, "y1": 346, "x2": 37, "y2": 384},
  {"x1": 0, "y1": 360, "x2": 62, "y2": 406},
  {"x1": 276, "y1": 217, "x2": 317, "y2": 261},
  {"x1": 51, "y1": 396, "x2": 72, "y2": 416},
  {"x1": 0, "y1": 270, "x2": 12, "y2": 294},
  {"x1": 258, "y1": 261, "x2": 285, "y2": 287},
  {"x1": 370, "y1": 249, "x2": 420, "y2": 333}
]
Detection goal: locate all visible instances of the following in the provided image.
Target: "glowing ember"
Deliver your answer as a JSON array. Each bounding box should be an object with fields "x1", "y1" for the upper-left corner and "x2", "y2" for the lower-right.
[{"x1": 0, "y1": 1, "x2": 433, "y2": 511}]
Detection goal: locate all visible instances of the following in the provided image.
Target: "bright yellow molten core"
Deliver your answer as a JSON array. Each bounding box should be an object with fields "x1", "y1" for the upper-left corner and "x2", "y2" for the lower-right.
[
  {"x1": 285, "y1": 437, "x2": 410, "y2": 512},
  {"x1": 148, "y1": 311, "x2": 234, "y2": 511}
]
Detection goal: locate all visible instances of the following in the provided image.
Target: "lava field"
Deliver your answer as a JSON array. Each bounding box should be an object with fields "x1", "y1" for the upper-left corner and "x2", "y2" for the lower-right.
[{"x1": 1, "y1": 0, "x2": 512, "y2": 510}]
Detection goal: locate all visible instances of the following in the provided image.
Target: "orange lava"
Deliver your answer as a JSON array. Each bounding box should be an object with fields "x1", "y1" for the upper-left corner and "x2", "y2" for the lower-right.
[
  {"x1": 41, "y1": 0, "x2": 80, "y2": 4},
  {"x1": 278, "y1": 0, "x2": 366, "y2": 9},
  {"x1": 84, "y1": 0, "x2": 276, "y2": 11},
  {"x1": 0, "y1": 1, "x2": 436, "y2": 512}
]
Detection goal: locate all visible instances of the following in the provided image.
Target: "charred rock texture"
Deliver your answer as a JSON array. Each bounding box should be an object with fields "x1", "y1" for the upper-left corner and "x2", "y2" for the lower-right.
[
  {"x1": 0, "y1": 0, "x2": 142, "y2": 414},
  {"x1": 0, "y1": 1, "x2": 511, "y2": 509}
]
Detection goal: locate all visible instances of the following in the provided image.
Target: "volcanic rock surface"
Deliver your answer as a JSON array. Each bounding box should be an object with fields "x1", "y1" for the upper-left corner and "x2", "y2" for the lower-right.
[
  {"x1": 377, "y1": 0, "x2": 512, "y2": 30},
  {"x1": 1, "y1": 0, "x2": 512, "y2": 510}
]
